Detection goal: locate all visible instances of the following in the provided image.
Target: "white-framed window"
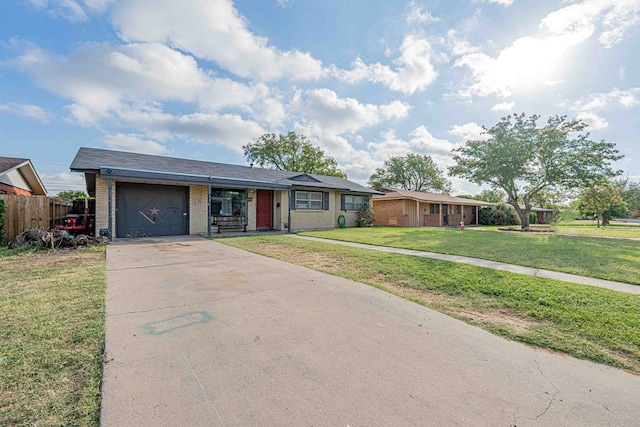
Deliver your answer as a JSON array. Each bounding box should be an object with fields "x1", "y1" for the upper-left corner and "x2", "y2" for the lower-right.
[
  {"x1": 429, "y1": 204, "x2": 440, "y2": 214},
  {"x1": 296, "y1": 191, "x2": 323, "y2": 209},
  {"x1": 343, "y1": 195, "x2": 366, "y2": 211}
]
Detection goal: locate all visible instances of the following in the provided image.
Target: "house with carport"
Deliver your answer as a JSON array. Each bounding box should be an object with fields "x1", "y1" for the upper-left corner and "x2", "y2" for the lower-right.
[
  {"x1": 372, "y1": 188, "x2": 492, "y2": 227},
  {"x1": 70, "y1": 147, "x2": 381, "y2": 239}
]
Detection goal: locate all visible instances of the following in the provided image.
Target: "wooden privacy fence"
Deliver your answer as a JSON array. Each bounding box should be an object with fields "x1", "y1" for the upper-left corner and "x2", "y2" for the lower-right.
[{"x1": 0, "y1": 195, "x2": 72, "y2": 242}]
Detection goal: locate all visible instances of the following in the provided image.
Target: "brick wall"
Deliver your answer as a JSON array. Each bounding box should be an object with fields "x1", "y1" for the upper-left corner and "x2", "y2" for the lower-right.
[
  {"x1": 423, "y1": 214, "x2": 440, "y2": 226},
  {"x1": 95, "y1": 175, "x2": 108, "y2": 237},
  {"x1": 373, "y1": 199, "x2": 408, "y2": 227},
  {"x1": 189, "y1": 185, "x2": 208, "y2": 234},
  {"x1": 0, "y1": 183, "x2": 32, "y2": 196}
]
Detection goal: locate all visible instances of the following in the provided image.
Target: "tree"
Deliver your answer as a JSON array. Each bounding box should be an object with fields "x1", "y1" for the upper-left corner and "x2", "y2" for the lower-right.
[
  {"x1": 243, "y1": 132, "x2": 346, "y2": 178},
  {"x1": 368, "y1": 153, "x2": 452, "y2": 193},
  {"x1": 474, "y1": 189, "x2": 505, "y2": 204},
  {"x1": 615, "y1": 175, "x2": 640, "y2": 215},
  {"x1": 577, "y1": 184, "x2": 626, "y2": 227},
  {"x1": 56, "y1": 190, "x2": 87, "y2": 201},
  {"x1": 450, "y1": 113, "x2": 622, "y2": 228}
]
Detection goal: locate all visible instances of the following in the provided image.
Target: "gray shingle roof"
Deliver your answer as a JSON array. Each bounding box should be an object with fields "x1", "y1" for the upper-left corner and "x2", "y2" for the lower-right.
[
  {"x1": 70, "y1": 147, "x2": 380, "y2": 194},
  {"x1": 0, "y1": 157, "x2": 29, "y2": 175}
]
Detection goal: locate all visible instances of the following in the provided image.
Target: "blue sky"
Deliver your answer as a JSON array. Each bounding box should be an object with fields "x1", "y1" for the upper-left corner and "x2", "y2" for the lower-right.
[{"x1": 1, "y1": 0, "x2": 639, "y2": 195}]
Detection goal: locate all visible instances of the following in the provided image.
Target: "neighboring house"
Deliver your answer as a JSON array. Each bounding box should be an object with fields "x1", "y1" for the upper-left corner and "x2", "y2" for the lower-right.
[
  {"x1": 529, "y1": 207, "x2": 555, "y2": 224},
  {"x1": 373, "y1": 188, "x2": 492, "y2": 227},
  {"x1": 69, "y1": 147, "x2": 381, "y2": 239},
  {"x1": 0, "y1": 157, "x2": 47, "y2": 196}
]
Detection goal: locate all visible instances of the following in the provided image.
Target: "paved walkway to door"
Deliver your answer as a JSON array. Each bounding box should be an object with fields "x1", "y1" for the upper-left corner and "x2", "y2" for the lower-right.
[
  {"x1": 102, "y1": 235, "x2": 640, "y2": 426},
  {"x1": 291, "y1": 235, "x2": 640, "y2": 294}
]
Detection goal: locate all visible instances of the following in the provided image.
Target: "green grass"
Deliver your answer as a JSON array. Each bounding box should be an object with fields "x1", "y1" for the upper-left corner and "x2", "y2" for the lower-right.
[
  {"x1": 0, "y1": 246, "x2": 106, "y2": 426},
  {"x1": 298, "y1": 227, "x2": 640, "y2": 285},
  {"x1": 220, "y1": 235, "x2": 640, "y2": 373}
]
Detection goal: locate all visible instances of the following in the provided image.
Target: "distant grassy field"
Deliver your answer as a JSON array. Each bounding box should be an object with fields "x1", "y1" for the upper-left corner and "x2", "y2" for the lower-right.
[
  {"x1": 547, "y1": 219, "x2": 640, "y2": 239},
  {"x1": 298, "y1": 227, "x2": 640, "y2": 285},
  {"x1": 0, "y1": 246, "x2": 106, "y2": 427},
  {"x1": 220, "y1": 235, "x2": 640, "y2": 373}
]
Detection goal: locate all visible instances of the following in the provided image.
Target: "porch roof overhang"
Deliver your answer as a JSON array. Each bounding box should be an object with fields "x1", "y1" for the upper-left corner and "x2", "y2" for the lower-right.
[
  {"x1": 374, "y1": 195, "x2": 492, "y2": 206},
  {"x1": 98, "y1": 166, "x2": 291, "y2": 191}
]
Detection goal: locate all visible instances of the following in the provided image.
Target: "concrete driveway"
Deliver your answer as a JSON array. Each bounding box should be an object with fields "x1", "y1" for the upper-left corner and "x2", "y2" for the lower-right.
[{"x1": 102, "y1": 235, "x2": 640, "y2": 426}]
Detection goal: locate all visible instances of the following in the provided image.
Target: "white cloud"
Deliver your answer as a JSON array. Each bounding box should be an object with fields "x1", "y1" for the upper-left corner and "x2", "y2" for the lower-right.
[
  {"x1": 27, "y1": 0, "x2": 89, "y2": 22},
  {"x1": 472, "y1": 0, "x2": 514, "y2": 6},
  {"x1": 455, "y1": 0, "x2": 640, "y2": 99},
  {"x1": 571, "y1": 88, "x2": 640, "y2": 111},
  {"x1": 0, "y1": 102, "x2": 53, "y2": 122},
  {"x1": 455, "y1": 33, "x2": 584, "y2": 98},
  {"x1": 406, "y1": 1, "x2": 438, "y2": 24},
  {"x1": 540, "y1": 0, "x2": 640, "y2": 48},
  {"x1": 293, "y1": 88, "x2": 410, "y2": 134},
  {"x1": 111, "y1": 0, "x2": 323, "y2": 81},
  {"x1": 12, "y1": 41, "x2": 280, "y2": 126},
  {"x1": 367, "y1": 126, "x2": 458, "y2": 168},
  {"x1": 116, "y1": 109, "x2": 266, "y2": 153},
  {"x1": 40, "y1": 171, "x2": 86, "y2": 195},
  {"x1": 332, "y1": 34, "x2": 438, "y2": 94},
  {"x1": 448, "y1": 122, "x2": 488, "y2": 142},
  {"x1": 491, "y1": 102, "x2": 515, "y2": 112},
  {"x1": 575, "y1": 111, "x2": 609, "y2": 131},
  {"x1": 446, "y1": 30, "x2": 480, "y2": 56},
  {"x1": 102, "y1": 133, "x2": 169, "y2": 154}
]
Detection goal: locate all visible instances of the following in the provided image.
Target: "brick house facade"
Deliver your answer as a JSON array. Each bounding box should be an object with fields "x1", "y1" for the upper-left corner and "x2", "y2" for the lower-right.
[
  {"x1": 71, "y1": 147, "x2": 380, "y2": 239},
  {"x1": 373, "y1": 189, "x2": 492, "y2": 228}
]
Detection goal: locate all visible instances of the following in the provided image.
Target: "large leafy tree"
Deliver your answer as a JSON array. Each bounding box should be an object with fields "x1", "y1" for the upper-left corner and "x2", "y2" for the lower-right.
[
  {"x1": 615, "y1": 175, "x2": 640, "y2": 214},
  {"x1": 368, "y1": 153, "x2": 452, "y2": 193},
  {"x1": 474, "y1": 189, "x2": 505, "y2": 203},
  {"x1": 243, "y1": 132, "x2": 346, "y2": 178},
  {"x1": 55, "y1": 190, "x2": 87, "y2": 201},
  {"x1": 577, "y1": 184, "x2": 627, "y2": 227},
  {"x1": 450, "y1": 113, "x2": 622, "y2": 228}
]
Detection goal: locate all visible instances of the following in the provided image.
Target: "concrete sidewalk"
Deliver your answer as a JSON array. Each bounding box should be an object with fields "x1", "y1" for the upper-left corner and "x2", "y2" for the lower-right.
[
  {"x1": 292, "y1": 235, "x2": 640, "y2": 295},
  {"x1": 102, "y1": 236, "x2": 640, "y2": 426}
]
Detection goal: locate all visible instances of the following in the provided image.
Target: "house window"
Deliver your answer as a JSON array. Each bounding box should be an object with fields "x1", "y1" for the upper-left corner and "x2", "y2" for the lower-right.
[
  {"x1": 296, "y1": 191, "x2": 323, "y2": 209},
  {"x1": 211, "y1": 189, "x2": 246, "y2": 217},
  {"x1": 343, "y1": 195, "x2": 366, "y2": 211},
  {"x1": 452, "y1": 205, "x2": 461, "y2": 214},
  {"x1": 429, "y1": 204, "x2": 440, "y2": 214}
]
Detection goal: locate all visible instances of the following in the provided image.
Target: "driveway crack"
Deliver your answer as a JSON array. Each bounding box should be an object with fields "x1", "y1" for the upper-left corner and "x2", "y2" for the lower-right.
[{"x1": 512, "y1": 353, "x2": 560, "y2": 425}]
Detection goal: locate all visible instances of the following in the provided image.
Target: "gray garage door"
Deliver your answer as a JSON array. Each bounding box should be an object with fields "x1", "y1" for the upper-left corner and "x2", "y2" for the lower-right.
[{"x1": 116, "y1": 183, "x2": 189, "y2": 238}]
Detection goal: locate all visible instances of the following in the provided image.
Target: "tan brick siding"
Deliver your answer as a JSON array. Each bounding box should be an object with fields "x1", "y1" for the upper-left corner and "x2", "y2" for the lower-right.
[
  {"x1": 94, "y1": 176, "x2": 368, "y2": 236},
  {"x1": 94, "y1": 175, "x2": 109, "y2": 237},
  {"x1": 189, "y1": 185, "x2": 208, "y2": 234}
]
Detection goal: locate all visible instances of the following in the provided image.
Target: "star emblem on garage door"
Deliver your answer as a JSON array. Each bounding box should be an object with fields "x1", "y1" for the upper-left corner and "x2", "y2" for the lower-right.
[{"x1": 139, "y1": 199, "x2": 168, "y2": 224}]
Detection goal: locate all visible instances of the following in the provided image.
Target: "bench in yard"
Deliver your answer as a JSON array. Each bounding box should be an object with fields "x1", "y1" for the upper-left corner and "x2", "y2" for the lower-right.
[{"x1": 212, "y1": 215, "x2": 247, "y2": 233}]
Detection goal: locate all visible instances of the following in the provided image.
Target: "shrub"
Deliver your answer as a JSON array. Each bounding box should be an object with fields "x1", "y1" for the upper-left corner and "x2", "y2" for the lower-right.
[
  {"x1": 478, "y1": 203, "x2": 520, "y2": 226},
  {"x1": 530, "y1": 211, "x2": 537, "y2": 225},
  {"x1": 356, "y1": 203, "x2": 374, "y2": 227}
]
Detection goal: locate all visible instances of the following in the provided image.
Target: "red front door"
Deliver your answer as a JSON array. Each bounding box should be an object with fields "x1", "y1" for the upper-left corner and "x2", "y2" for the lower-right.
[{"x1": 256, "y1": 190, "x2": 273, "y2": 229}]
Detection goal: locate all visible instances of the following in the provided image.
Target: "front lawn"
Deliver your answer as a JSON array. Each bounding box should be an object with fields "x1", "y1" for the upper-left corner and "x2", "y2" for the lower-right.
[
  {"x1": 220, "y1": 235, "x2": 640, "y2": 373},
  {"x1": 0, "y1": 246, "x2": 106, "y2": 426},
  {"x1": 299, "y1": 227, "x2": 640, "y2": 285}
]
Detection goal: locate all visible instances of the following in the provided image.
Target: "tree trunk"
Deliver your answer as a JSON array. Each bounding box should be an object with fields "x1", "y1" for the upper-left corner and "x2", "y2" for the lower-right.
[{"x1": 510, "y1": 202, "x2": 529, "y2": 229}]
